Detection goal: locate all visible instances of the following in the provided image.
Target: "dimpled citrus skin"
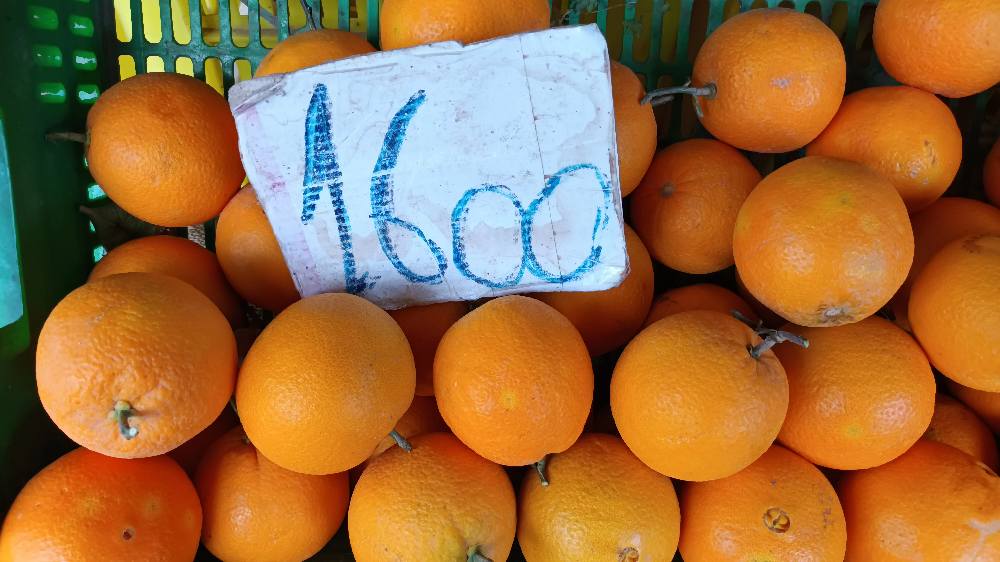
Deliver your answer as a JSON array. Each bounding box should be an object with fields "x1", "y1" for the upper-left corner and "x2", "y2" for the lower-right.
[
  {"x1": 379, "y1": 0, "x2": 550, "y2": 50},
  {"x1": 733, "y1": 156, "x2": 913, "y2": 327},
  {"x1": 236, "y1": 293, "x2": 415, "y2": 475},
  {"x1": 534, "y1": 226, "x2": 654, "y2": 356},
  {"x1": 517, "y1": 434, "x2": 681, "y2": 562},
  {"x1": 874, "y1": 0, "x2": 1000, "y2": 98},
  {"x1": 909, "y1": 235, "x2": 1000, "y2": 392},
  {"x1": 644, "y1": 283, "x2": 757, "y2": 328},
  {"x1": 86, "y1": 72, "x2": 243, "y2": 227},
  {"x1": 806, "y1": 85, "x2": 963, "y2": 212},
  {"x1": 611, "y1": 61, "x2": 657, "y2": 197},
  {"x1": 692, "y1": 8, "x2": 846, "y2": 153},
  {"x1": 0, "y1": 448, "x2": 201, "y2": 562},
  {"x1": 215, "y1": 187, "x2": 300, "y2": 312},
  {"x1": 195, "y1": 427, "x2": 349, "y2": 562},
  {"x1": 839, "y1": 440, "x2": 1000, "y2": 562},
  {"x1": 680, "y1": 445, "x2": 846, "y2": 562},
  {"x1": 774, "y1": 316, "x2": 936, "y2": 470},
  {"x1": 631, "y1": 139, "x2": 761, "y2": 274},
  {"x1": 389, "y1": 302, "x2": 467, "y2": 396},
  {"x1": 611, "y1": 310, "x2": 789, "y2": 481},
  {"x1": 89, "y1": 235, "x2": 243, "y2": 325},
  {"x1": 255, "y1": 29, "x2": 375, "y2": 77},
  {"x1": 348, "y1": 433, "x2": 516, "y2": 562},
  {"x1": 987, "y1": 138, "x2": 1000, "y2": 206},
  {"x1": 949, "y1": 379, "x2": 1000, "y2": 434},
  {"x1": 890, "y1": 197, "x2": 1000, "y2": 330},
  {"x1": 925, "y1": 394, "x2": 1000, "y2": 472},
  {"x1": 36, "y1": 272, "x2": 237, "y2": 458},
  {"x1": 434, "y1": 296, "x2": 593, "y2": 466}
]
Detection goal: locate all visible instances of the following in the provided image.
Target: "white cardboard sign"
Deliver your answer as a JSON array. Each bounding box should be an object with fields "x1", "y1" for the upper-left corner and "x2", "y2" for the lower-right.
[{"x1": 229, "y1": 25, "x2": 628, "y2": 309}]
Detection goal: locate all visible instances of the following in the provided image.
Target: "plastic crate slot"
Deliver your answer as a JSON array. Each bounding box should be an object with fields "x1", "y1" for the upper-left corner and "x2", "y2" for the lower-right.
[
  {"x1": 27, "y1": 5, "x2": 59, "y2": 31},
  {"x1": 77, "y1": 84, "x2": 101, "y2": 104},
  {"x1": 259, "y1": 0, "x2": 287, "y2": 46},
  {"x1": 73, "y1": 50, "x2": 99, "y2": 71},
  {"x1": 146, "y1": 55, "x2": 166, "y2": 72},
  {"x1": 36, "y1": 83, "x2": 67, "y2": 104},
  {"x1": 853, "y1": 1, "x2": 875, "y2": 51},
  {"x1": 118, "y1": 54, "x2": 137, "y2": 79},
  {"x1": 231, "y1": 0, "x2": 251, "y2": 47},
  {"x1": 137, "y1": 0, "x2": 163, "y2": 43},
  {"x1": 805, "y1": 1, "x2": 824, "y2": 20},
  {"x1": 658, "y1": 0, "x2": 680, "y2": 65},
  {"x1": 234, "y1": 58, "x2": 252, "y2": 82},
  {"x1": 32, "y1": 45, "x2": 64, "y2": 69},
  {"x1": 204, "y1": 56, "x2": 225, "y2": 92},
  {"x1": 86, "y1": 184, "x2": 106, "y2": 201},
  {"x1": 687, "y1": 0, "x2": 710, "y2": 64},
  {"x1": 175, "y1": 55, "x2": 195, "y2": 76}
]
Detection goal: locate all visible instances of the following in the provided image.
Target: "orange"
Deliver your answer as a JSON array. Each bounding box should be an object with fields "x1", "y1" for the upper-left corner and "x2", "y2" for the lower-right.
[
  {"x1": 533, "y1": 225, "x2": 654, "y2": 356},
  {"x1": 85, "y1": 73, "x2": 243, "y2": 227},
  {"x1": 806, "y1": 85, "x2": 963, "y2": 212},
  {"x1": 255, "y1": 28, "x2": 375, "y2": 77},
  {"x1": 517, "y1": 433, "x2": 681, "y2": 562},
  {"x1": 949, "y1": 379, "x2": 1000, "y2": 434},
  {"x1": 89, "y1": 235, "x2": 243, "y2": 325},
  {"x1": 388, "y1": 302, "x2": 467, "y2": 396},
  {"x1": 36, "y1": 272, "x2": 237, "y2": 458},
  {"x1": 925, "y1": 394, "x2": 1000, "y2": 472},
  {"x1": 169, "y1": 406, "x2": 239, "y2": 476},
  {"x1": 366, "y1": 395, "x2": 447, "y2": 462},
  {"x1": 735, "y1": 270, "x2": 786, "y2": 328},
  {"x1": 690, "y1": 8, "x2": 845, "y2": 153},
  {"x1": 631, "y1": 139, "x2": 761, "y2": 274},
  {"x1": 733, "y1": 156, "x2": 913, "y2": 327},
  {"x1": 679, "y1": 445, "x2": 847, "y2": 562},
  {"x1": 873, "y1": 0, "x2": 1000, "y2": 98},
  {"x1": 610, "y1": 61, "x2": 657, "y2": 197},
  {"x1": 195, "y1": 426, "x2": 349, "y2": 562},
  {"x1": 611, "y1": 310, "x2": 789, "y2": 481},
  {"x1": 215, "y1": 186, "x2": 300, "y2": 312},
  {"x1": 890, "y1": 197, "x2": 1000, "y2": 330},
  {"x1": 839, "y1": 439, "x2": 1000, "y2": 561},
  {"x1": 910, "y1": 234, "x2": 1000, "y2": 391},
  {"x1": 348, "y1": 432, "x2": 516, "y2": 562},
  {"x1": 237, "y1": 293, "x2": 415, "y2": 475},
  {"x1": 379, "y1": 0, "x2": 550, "y2": 50},
  {"x1": 645, "y1": 283, "x2": 757, "y2": 328},
  {"x1": 434, "y1": 296, "x2": 592, "y2": 466},
  {"x1": 774, "y1": 316, "x2": 936, "y2": 470},
  {"x1": 0, "y1": 448, "x2": 201, "y2": 561},
  {"x1": 987, "y1": 137, "x2": 1000, "y2": 207}
]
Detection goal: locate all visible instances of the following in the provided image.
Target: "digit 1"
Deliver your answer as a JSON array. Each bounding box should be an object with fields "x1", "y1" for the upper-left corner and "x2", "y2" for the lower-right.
[
  {"x1": 370, "y1": 90, "x2": 448, "y2": 284},
  {"x1": 300, "y1": 83, "x2": 372, "y2": 294},
  {"x1": 451, "y1": 184, "x2": 527, "y2": 289},
  {"x1": 522, "y1": 163, "x2": 614, "y2": 283}
]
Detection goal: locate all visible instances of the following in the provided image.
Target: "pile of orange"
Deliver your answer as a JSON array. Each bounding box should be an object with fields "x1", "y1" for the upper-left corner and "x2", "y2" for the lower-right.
[{"x1": 3, "y1": 1, "x2": 1000, "y2": 561}]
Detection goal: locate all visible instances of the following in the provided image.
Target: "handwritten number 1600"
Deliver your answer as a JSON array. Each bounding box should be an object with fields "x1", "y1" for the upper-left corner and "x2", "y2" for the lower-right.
[{"x1": 300, "y1": 83, "x2": 614, "y2": 294}]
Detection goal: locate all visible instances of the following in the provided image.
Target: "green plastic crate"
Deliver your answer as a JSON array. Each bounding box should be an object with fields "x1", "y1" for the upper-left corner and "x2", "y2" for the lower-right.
[{"x1": 0, "y1": 0, "x2": 996, "y2": 559}]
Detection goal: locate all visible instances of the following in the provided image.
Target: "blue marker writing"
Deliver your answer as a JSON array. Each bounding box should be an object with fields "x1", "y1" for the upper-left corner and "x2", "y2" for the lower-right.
[
  {"x1": 452, "y1": 184, "x2": 527, "y2": 289},
  {"x1": 301, "y1": 84, "x2": 372, "y2": 294},
  {"x1": 521, "y1": 163, "x2": 613, "y2": 284},
  {"x1": 370, "y1": 90, "x2": 448, "y2": 284}
]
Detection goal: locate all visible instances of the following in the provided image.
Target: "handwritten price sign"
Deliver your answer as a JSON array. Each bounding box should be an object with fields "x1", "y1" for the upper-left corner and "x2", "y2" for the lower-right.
[{"x1": 230, "y1": 25, "x2": 627, "y2": 309}]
